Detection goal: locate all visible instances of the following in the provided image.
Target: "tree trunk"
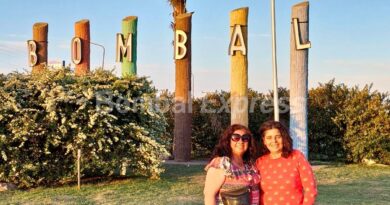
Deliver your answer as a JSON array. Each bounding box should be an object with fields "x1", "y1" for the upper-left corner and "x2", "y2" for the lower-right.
[
  {"x1": 230, "y1": 7, "x2": 249, "y2": 127},
  {"x1": 122, "y1": 16, "x2": 138, "y2": 77},
  {"x1": 173, "y1": 13, "x2": 192, "y2": 162},
  {"x1": 32, "y1": 22, "x2": 48, "y2": 74},
  {"x1": 290, "y1": 2, "x2": 310, "y2": 158},
  {"x1": 74, "y1": 19, "x2": 90, "y2": 76}
]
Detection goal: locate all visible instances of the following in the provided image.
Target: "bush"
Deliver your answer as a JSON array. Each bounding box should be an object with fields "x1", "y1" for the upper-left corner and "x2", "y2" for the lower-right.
[
  {"x1": 308, "y1": 80, "x2": 390, "y2": 164},
  {"x1": 333, "y1": 85, "x2": 390, "y2": 164},
  {"x1": 190, "y1": 88, "x2": 289, "y2": 158},
  {"x1": 191, "y1": 91, "x2": 230, "y2": 158},
  {"x1": 163, "y1": 81, "x2": 389, "y2": 165},
  {"x1": 308, "y1": 80, "x2": 349, "y2": 160},
  {"x1": 155, "y1": 90, "x2": 174, "y2": 156},
  {"x1": 0, "y1": 68, "x2": 169, "y2": 188},
  {"x1": 188, "y1": 82, "x2": 389, "y2": 164}
]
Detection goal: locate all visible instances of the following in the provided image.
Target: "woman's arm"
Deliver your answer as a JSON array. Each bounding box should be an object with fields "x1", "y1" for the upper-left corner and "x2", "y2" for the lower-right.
[
  {"x1": 296, "y1": 151, "x2": 318, "y2": 205},
  {"x1": 204, "y1": 167, "x2": 226, "y2": 205}
]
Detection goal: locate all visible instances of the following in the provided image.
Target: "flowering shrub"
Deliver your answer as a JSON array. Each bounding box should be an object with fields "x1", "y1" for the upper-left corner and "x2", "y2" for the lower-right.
[{"x1": 0, "y1": 69, "x2": 169, "y2": 187}]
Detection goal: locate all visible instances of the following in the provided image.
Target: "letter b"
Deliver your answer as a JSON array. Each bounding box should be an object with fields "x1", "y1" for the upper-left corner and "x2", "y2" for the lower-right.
[{"x1": 175, "y1": 30, "x2": 187, "y2": 60}]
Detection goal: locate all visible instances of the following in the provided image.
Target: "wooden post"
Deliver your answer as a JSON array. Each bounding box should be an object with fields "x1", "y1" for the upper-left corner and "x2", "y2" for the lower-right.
[
  {"x1": 32, "y1": 22, "x2": 48, "y2": 74},
  {"x1": 289, "y1": 2, "x2": 310, "y2": 158},
  {"x1": 230, "y1": 7, "x2": 249, "y2": 127},
  {"x1": 77, "y1": 149, "x2": 81, "y2": 190},
  {"x1": 122, "y1": 16, "x2": 138, "y2": 77},
  {"x1": 173, "y1": 13, "x2": 192, "y2": 162},
  {"x1": 74, "y1": 19, "x2": 90, "y2": 76},
  {"x1": 120, "y1": 159, "x2": 127, "y2": 176}
]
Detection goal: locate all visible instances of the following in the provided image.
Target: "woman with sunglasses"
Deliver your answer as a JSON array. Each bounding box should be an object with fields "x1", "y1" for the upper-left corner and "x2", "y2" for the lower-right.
[
  {"x1": 256, "y1": 120, "x2": 317, "y2": 205},
  {"x1": 204, "y1": 124, "x2": 260, "y2": 205}
]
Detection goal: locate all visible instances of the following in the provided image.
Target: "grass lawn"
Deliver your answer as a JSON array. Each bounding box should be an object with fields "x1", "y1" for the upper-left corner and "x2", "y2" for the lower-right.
[{"x1": 0, "y1": 163, "x2": 389, "y2": 205}]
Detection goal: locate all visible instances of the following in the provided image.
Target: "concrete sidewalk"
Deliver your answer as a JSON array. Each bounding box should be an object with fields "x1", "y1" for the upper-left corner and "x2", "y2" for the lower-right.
[
  {"x1": 164, "y1": 160, "x2": 208, "y2": 166},
  {"x1": 164, "y1": 160, "x2": 326, "y2": 170}
]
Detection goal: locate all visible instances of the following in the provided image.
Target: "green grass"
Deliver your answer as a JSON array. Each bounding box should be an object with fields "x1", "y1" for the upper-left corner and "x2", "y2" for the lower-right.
[
  {"x1": 0, "y1": 165, "x2": 205, "y2": 205},
  {"x1": 0, "y1": 164, "x2": 389, "y2": 205},
  {"x1": 315, "y1": 164, "x2": 390, "y2": 205}
]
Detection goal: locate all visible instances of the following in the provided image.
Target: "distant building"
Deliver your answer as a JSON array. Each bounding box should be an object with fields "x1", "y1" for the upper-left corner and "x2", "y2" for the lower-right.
[{"x1": 48, "y1": 60, "x2": 65, "y2": 69}]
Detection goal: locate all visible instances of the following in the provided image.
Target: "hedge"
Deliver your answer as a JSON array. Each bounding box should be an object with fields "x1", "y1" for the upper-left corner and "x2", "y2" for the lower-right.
[
  {"x1": 164, "y1": 81, "x2": 389, "y2": 164},
  {"x1": 0, "y1": 69, "x2": 169, "y2": 187},
  {"x1": 1, "y1": 67, "x2": 388, "y2": 188}
]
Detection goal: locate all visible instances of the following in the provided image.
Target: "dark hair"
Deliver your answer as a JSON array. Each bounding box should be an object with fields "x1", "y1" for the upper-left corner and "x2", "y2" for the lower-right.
[
  {"x1": 210, "y1": 124, "x2": 259, "y2": 163},
  {"x1": 258, "y1": 120, "x2": 293, "y2": 158}
]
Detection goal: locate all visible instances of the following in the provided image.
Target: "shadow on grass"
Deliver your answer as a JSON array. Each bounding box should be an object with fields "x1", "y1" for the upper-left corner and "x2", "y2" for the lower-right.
[
  {"x1": 0, "y1": 164, "x2": 206, "y2": 205},
  {"x1": 2, "y1": 163, "x2": 389, "y2": 205},
  {"x1": 161, "y1": 164, "x2": 204, "y2": 179},
  {"x1": 27, "y1": 164, "x2": 205, "y2": 189}
]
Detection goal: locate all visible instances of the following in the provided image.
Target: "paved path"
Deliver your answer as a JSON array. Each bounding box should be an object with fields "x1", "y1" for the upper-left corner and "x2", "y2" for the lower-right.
[
  {"x1": 164, "y1": 160, "x2": 326, "y2": 170},
  {"x1": 164, "y1": 160, "x2": 208, "y2": 166}
]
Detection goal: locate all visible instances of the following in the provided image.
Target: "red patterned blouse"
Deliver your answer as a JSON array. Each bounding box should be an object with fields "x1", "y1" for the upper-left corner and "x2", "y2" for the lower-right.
[{"x1": 255, "y1": 150, "x2": 318, "y2": 205}]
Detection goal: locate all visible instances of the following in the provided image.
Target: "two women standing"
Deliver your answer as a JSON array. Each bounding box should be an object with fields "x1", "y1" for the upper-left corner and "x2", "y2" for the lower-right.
[{"x1": 204, "y1": 121, "x2": 318, "y2": 205}]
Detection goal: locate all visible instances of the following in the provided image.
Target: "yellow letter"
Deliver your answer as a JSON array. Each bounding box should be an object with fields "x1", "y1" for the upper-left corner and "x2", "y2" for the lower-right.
[{"x1": 175, "y1": 30, "x2": 187, "y2": 60}]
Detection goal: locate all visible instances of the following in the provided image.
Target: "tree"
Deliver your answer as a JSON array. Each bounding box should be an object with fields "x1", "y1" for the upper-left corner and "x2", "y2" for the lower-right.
[
  {"x1": 333, "y1": 85, "x2": 390, "y2": 164},
  {"x1": 168, "y1": 0, "x2": 192, "y2": 161},
  {"x1": 168, "y1": 0, "x2": 186, "y2": 18},
  {"x1": 289, "y1": 2, "x2": 310, "y2": 158}
]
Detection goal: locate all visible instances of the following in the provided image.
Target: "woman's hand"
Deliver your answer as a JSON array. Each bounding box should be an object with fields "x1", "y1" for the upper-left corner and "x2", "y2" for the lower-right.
[{"x1": 204, "y1": 167, "x2": 226, "y2": 205}]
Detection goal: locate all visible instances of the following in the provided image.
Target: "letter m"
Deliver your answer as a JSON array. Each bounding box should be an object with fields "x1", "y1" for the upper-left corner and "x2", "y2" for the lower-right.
[{"x1": 116, "y1": 33, "x2": 133, "y2": 62}]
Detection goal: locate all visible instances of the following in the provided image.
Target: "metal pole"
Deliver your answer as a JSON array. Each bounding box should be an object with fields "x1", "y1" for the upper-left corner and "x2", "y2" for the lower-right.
[
  {"x1": 77, "y1": 149, "x2": 81, "y2": 190},
  {"x1": 90, "y1": 41, "x2": 105, "y2": 69},
  {"x1": 271, "y1": 0, "x2": 279, "y2": 121}
]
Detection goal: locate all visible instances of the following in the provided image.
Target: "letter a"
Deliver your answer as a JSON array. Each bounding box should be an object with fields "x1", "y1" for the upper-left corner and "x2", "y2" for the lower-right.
[
  {"x1": 175, "y1": 30, "x2": 187, "y2": 60},
  {"x1": 229, "y1": 25, "x2": 246, "y2": 56}
]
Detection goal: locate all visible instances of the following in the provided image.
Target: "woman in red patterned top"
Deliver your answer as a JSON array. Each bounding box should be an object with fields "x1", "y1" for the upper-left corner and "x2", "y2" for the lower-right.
[
  {"x1": 255, "y1": 120, "x2": 317, "y2": 205},
  {"x1": 204, "y1": 124, "x2": 261, "y2": 205}
]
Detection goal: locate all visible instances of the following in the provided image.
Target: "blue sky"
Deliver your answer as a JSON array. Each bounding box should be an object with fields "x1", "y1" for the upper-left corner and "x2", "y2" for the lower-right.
[{"x1": 0, "y1": 0, "x2": 389, "y2": 96}]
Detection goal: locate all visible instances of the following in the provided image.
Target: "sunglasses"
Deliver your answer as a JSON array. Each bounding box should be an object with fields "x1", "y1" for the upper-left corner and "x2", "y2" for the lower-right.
[{"x1": 231, "y1": 133, "x2": 251, "y2": 142}]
